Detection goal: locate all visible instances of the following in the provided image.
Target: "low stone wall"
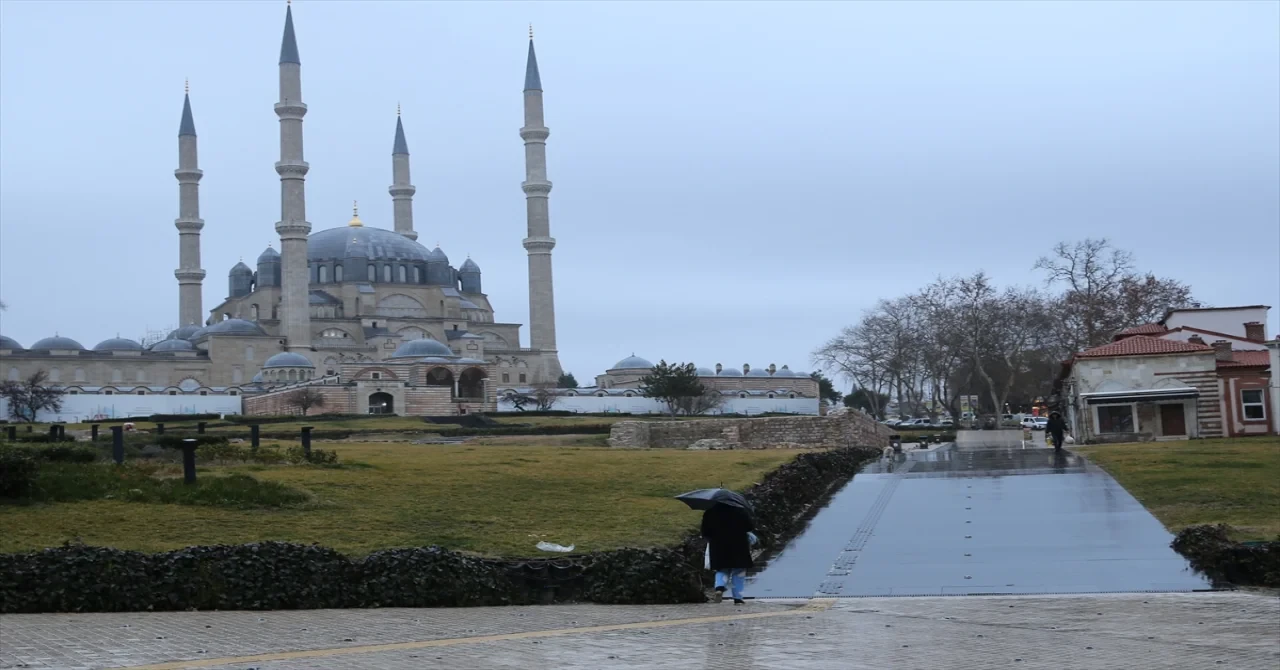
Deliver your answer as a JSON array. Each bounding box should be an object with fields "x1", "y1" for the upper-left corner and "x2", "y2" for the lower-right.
[{"x1": 607, "y1": 408, "x2": 892, "y2": 450}]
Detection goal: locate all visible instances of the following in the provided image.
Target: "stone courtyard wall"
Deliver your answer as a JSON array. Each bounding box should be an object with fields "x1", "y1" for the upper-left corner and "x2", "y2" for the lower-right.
[{"x1": 607, "y1": 408, "x2": 892, "y2": 450}]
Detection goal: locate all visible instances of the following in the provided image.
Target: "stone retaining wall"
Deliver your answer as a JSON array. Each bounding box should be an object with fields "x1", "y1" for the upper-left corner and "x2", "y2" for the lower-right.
[{"x1": 607, "y1": 408, "x2": 892, "y2": 450}]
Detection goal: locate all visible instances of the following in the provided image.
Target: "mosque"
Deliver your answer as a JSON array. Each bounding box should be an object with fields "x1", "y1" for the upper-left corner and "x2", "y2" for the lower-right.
[{"x1": 0, "y1": 4, "x2": 561, "y2": 416}]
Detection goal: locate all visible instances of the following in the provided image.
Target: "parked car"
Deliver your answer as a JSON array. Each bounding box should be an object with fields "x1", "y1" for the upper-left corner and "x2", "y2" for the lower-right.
[
  {"x1": 903, "y1": 418, "x2": 935, "y2": 429},
  {"x1": 1033, "y1": 417, "x2": 1048, "y2": 431},
  {"x1": 1019, "y1": 416, "x2": 1038, "y2": 430}
]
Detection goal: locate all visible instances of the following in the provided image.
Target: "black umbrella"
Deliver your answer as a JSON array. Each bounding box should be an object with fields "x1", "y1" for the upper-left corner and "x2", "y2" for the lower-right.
[{"x1": 676, "y1": 488, "x2": 753, "y2": 515}]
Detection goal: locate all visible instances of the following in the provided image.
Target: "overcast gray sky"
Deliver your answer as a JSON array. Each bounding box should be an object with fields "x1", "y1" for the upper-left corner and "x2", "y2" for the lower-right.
[{"x1": 1, "y1": 0, "x2": 1277, "y2": 387}]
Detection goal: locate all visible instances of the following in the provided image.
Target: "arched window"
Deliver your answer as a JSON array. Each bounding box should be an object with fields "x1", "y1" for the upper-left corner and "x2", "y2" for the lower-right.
[
  {"x1": 271, "y1": 305, "x2": 278, "y2": 319},
  {"x1": 7, "y1": 368, "x2": 18, "y2": 381},
  {"x1": 49, "y1": 368, "x2": 60, "y2": 382},
  {"x1": 383, "y1": 265, "x2": 392, "y2": 282},
  {"x1": 112, "y1": 368, "x2": 123, "y2": 383},
  {"x1": 413, "y1": 266, "x2": 421, "y2": 283},
  {"x1": 368, "y1": 264, "x2": 376, "y2": 282},
  {"x1": 136, "y1": 369, "x2": 146, "y2": 382},
  {"x1": 250, "y1": 304, "x2": 259, "y2": 320},
  {"x1": 398, "y1": 265, "x2": 407, "y2": 283},
  {"x1": 75, "y1": 368, "x2": 85, "y2": 382},
  {"x1": 335, "y1": 265, "x2": 343, "y2": 282},
  {"x1": 246, "y1": 346, "x2": 255, "y2": 360},
  {"x1": 319, "y1": 266, "x2": 329, "y2": 283}
]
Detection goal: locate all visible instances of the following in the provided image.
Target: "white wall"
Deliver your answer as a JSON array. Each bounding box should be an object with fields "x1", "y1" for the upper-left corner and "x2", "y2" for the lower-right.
[
  {"x1": 1164, "y1": 307, "x2": 1269, "y2": 339},
  {"x1": 1162, "y1": 329, "x2": 1266, "y2": 350},
  {"x1": 0, "y1": 394, "x2": 243, "y2": 423},
  {"x1": 1269, "y1": 342, "x2": 1280, "y2": 435},
  {"x1": 497, "y1": 395, "x2": 819, "y2": 416}
]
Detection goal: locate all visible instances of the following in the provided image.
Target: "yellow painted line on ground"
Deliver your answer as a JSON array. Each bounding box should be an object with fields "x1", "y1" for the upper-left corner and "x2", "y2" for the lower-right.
[{"x1": 123, "y1": 600, "x2": 836, "y2": 670}]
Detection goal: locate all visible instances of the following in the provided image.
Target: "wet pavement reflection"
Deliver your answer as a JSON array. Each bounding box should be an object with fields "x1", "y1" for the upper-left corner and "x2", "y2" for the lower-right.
[{"x1": 750, "y1": 435, "x2": 1215, "y2": 598}]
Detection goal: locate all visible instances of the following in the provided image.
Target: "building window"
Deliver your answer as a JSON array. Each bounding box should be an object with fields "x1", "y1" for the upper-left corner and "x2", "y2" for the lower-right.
[
  {"x1": 199, "y1": 391, "x2": 208, "y2": 396},
  {"x1": 137, "y1": 390, "x2": 146, "y2": 395},
  {"x1": 49, "y1": 368, "x2": 60, "y2": 382},
  {"x1": 112, "y1": 368, "x2": 123, "y2": 383},
  {"x1": 335, "y1": 264, "x2": 344, "y2": 282},
  {"x1": 1097, "y1": 405, "x2": 1135, "y2": 433},
  {"x1": 104, "y1": 390, "x2": 113, "y2": 395},
  {"x1": 136, "y1": 369, "x2": 146, "y2": 382},
  {"x1": 1242, "y1": 389, "x2": 1266, "y2": 420},
  {"x1": 230, "y1": 390, "x2": 238, "y2": 396},
  {"x1": 372, "y1": 372, "x2": 381, "y2": 380},
  {"x1": 518, "y1": 373, "x2": 527, "y2": 383},
  {"x1": 383, "y1": 265, "x2": 392, "y2": 282},
  {"x1": 413, "y1": 266, "x2": 421, "y2": 283},
  {"x1": 368, "y1": 264, "x2": 376, "y2": 282},
  {"x1": 75, "y1": 368, "x2": 85, "y2": 382},
  {"x1": 7, "y1": 368, "x2": 16, "y2": 381},
  {"x1": 250, "y1": 304, "x2": 259, "y2": 320},
  {"x1": 69, "y1": 390, "x2": 78, "y2": 395},
  {"x1": 170, "y1": 391, "x2": 177, "y2": 396},
  {"x1": 398, "y1": 265, "x2": 407, "y2": 283},
  {"x1": 319, "y1": 265, "x2": 329, "y2": 283},
  {"x1": 502, "y1": 373, "x2": 510, "y2": 383},
  {"x1": 321, "y1": 329, "x2": 347, "y2": 339}
]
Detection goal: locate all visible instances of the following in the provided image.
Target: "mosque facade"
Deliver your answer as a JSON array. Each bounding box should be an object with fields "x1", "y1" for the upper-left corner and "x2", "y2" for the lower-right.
[{"x1": 1, "y1": 5, "x2": 562, "y2": 417}]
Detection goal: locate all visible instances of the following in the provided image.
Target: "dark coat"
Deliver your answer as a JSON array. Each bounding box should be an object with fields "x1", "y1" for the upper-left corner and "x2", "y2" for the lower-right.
[
  {"x1": 701, "y1": 504, "x2": 755, "y2": 570},
  {"x1": 1047, "y1": 415, "x2": 1067, "y2": 436}
]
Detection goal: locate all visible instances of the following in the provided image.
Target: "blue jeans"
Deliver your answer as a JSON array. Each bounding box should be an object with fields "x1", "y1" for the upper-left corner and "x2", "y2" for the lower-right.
[{"x1": 715, "y1": 569, "x2": 746, "y2": 600}]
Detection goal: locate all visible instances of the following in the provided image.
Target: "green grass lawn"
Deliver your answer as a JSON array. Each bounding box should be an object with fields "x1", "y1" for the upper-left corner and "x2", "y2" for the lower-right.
[
  {"x1": 0, "y1": 442, "x2": 797, "y2": 557},
  {"x1": 1078, "y1": 437, "x2": 1280, "y2": 541}
]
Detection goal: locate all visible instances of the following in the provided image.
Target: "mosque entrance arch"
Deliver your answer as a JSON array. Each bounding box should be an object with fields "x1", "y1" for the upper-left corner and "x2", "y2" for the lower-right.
[
  {"x1": 368, "y1": 392, "x2": 394, "y2": 415},
  {"x1": 458, "y1": 367, "x2": 486, "y2": 400}
]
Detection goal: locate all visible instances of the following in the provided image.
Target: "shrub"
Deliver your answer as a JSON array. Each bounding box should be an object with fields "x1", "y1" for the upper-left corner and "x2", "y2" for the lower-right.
[
  {"x1": 31, "y1": 444, "x2": 99, "y2": 463},
  {"x1": 581, "y1": 548, "x2": 703, "y2": 604},
  {"x1": 1171, "y1": 524, "x2": 1280, "y2": 588},
  {"x1": 0, "y1": 447, "x2": 39, "y2": 498},
  {"x1": 285, "y1": 446, "x2": 339, "y2": 465},
  {"x1": 7, "y1": 434, "x2": 77, "y2": 444},
  {"x1": 355, "y1": 547, "x2": 514, "y2": 607},
  {"x1": 24, "y1": 462, "x2": 309, "y2": 508}
]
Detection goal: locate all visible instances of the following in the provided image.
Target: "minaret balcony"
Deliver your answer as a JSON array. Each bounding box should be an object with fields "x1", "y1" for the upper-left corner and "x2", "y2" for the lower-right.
[
  {"x1": 275, "y1": 220, "x2": 312, "y2": 238},
  {"x1": 519, "y1": 127, "x2": 550, "y2": 142},
  {"x1": 174, "y1": 269, "x2": 207, "y2": 282},
  {"x1": 174, "y1": 167, "x2": 204, "y2": 182},
  {"x1": 275, "y1": 161, "x2": 310, "y2": 178},
  {"x1": 273, "y1": 101, "x2": 308, "y2": 119},
  {"x1": 521, "y1": 180, "x2": 553, "y2": 196},
  {"x1": 388, "y1": 184, "x2": 417, "y2": 197},
  {"x1": 522, "y1": 236, "x2": 556, "y2": 254},
  {"x1": 174, "y1": 217, "x2": 205, "y2": 232}
]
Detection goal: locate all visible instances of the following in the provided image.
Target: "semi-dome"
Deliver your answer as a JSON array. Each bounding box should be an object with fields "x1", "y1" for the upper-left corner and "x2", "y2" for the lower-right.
[
  {"x1": 717, "y1": 367, "x2": 744, "y2": 377},
  {"x1": 30, "y1": 336, "x2": 84, "y2": 351},
  {"x1": 251, "y1": 371, "x2": 265, "y2": 383},
  {"x1": 0, "y1": 335, "x2": 23, "y2": 350},
  {"x1": 390, "y1": 338, "x2": 454, "y2": 359},
  {"x1": 695, "y1": 367, "x2": 717, "y2": 376},
  {"x1": 257, "y1": 246, "x2": 280, "y2": 262},
  {"x1": 308, "y1": 226, "x2": 433, "y2": 264},
  {"x1": 151, "y1": 338, "x2": 195, "y2": 352},
  {"x1": 93, "y1": 337, "x2": 143, "y2": 352},
  {"x1": 203, "y1": 319, "x2": 267, "y2": 336},
  {"x1": 459, "y1": 258, "x2": 481, "y2": 272},
  {"x1": 612, "y1": 355, "x2": 654, "y2": 370},
  {"x1": 263, "y1": 352, "x2": 315, "y2": 369},
  {"x1": 746, "y1": 367, "x2": 772, "y2": 377},
  {"x1": 167, "y1": 325, "x2": 202, "y2": 341}
]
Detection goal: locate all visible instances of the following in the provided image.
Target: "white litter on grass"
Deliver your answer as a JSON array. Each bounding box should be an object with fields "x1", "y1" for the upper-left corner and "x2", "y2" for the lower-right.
[{"x1": 536, "y1": 541, "x2": 575, "y2": 553}]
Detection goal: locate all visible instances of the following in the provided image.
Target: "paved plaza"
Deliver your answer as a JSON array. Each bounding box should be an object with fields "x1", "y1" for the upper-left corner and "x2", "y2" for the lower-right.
[{"x1": 1, "y1": 592, "x2": 1277, "y2": 669}]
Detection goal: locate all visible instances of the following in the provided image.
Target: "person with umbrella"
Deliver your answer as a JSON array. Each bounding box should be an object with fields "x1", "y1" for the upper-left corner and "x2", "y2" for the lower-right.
[{"x1": 677, "y1": 488, "x2": 756, "y2": 605}]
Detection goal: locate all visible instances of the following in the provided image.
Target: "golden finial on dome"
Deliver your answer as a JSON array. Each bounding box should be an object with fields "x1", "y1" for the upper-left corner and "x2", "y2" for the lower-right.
[
  {"x1": 348, "y1": 200, "x2": 363, "y2": 227},
  {"x1": 529, "y1": 23, "x2": 534, "y2": 39}
]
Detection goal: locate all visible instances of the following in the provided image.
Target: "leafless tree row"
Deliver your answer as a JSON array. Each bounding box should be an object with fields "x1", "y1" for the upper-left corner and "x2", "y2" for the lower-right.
[{"x1": 814, "y1": 239, "x2": 1197, "y2": 419}]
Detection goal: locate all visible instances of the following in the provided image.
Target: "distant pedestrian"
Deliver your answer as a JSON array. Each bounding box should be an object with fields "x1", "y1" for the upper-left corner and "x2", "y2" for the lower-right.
[
  {"x1": 1047, "y1": 412, "x2": 1067, "y2": 450},
  {"x1": 702, "y1": 503, "x2": 755, "y2": 605}
]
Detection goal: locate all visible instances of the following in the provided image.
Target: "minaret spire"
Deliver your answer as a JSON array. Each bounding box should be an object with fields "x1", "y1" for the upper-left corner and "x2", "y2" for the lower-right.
[
  {"x1": 174, "y1": 82, "x2": 206, "y2": 328},
  {"x1": 389, "y1": 109, "x2": 417, "y2": 240},
  {"x1": 274, "y1": 2, "x2": 312, "y2": 350},
  {"x1": 520, "y1": 32, "x2": 562, "y2": 379}
]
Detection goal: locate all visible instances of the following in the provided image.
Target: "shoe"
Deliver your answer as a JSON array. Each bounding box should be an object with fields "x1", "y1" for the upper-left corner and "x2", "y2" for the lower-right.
[
  {"x1": 712, "y1": 587, "x2": 724, "y2": 604},
  {"x1": 733, "y1": 599, "x2": 746, "y2": 605}
]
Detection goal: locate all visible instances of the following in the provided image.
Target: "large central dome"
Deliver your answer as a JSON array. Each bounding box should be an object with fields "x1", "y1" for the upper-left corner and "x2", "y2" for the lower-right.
[{"x1": 308, "y1": 226, "x2": 433, "y2": 264}]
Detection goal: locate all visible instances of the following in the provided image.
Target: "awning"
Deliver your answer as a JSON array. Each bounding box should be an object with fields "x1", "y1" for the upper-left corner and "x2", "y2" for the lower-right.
[{"x1": 1081, "y1": 387, "x2": 1199, "y2": 405}]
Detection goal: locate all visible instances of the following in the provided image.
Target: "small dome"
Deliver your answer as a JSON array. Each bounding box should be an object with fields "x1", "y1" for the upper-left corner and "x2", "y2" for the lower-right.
[
  {"x1": 93, "y1": 337, "x2": 144, "y2": 352},
  {"x1": 772, "y1": 367, "x2": 795, "y2": 378},
  {"x1": 746, "y1": 367, "x2": 771, "y2": 377},
  {"x1": 263, "y1": 352, "x2": 315, "y2": 369},
  {"x1": 791, "y1": 371, "x2": 809, "y2": 378},
  {"x1": 459, "y1": 258, "x2": 481, "y2": 273},
  {"x1": 612, "y1": 355, "x2": 654, "y2": 370},
  {"x1": 391, "y1": 338, "x2": 454, "y2": 359},
  {"x1": 167, "y1": 325, "x2": 202, "y2": 341},
  {"x1": 203, "y1": 319, "x2": 267, "y2": 336},
  {"x1": 0, "y1": 335, "x2": 23, "y2": 350},
  {"x1": 251, "y1": 371, "x2": 265, "y2": 383},
  {"x1": 230, "y1": 261, "x2": 253, "y2": 276},
  {"x1": 307, "y1": 226, "x2": 432, "y2": 264},
  {"x1": 151, "y1": 338, "x2": 195, "y2": 352},
  {"x1": 695, "y1": 367, "x2": 717, "y2": 377},
  {"x1": 717, "y1": 367, "x2": 744, "y2": 377},
  {"x1": 257, "y1": 246, "x2": 280, "y2": 262},
  {"x1": 428, "y1": 247, "x2": 449, "y2": 263},
  {"x1": 30, "y1": 336, "x2": 84, "y2": 351}
]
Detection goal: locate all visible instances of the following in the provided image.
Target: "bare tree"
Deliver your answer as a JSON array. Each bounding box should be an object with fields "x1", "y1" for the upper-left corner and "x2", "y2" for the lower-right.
[
  {"x1": 287, "y1": 388, "x2": 326, "y2": 416},
  {"x1": 679, "y1": 388, "x2": 726, "y2": 416},
  {"x1": 508, "y1": 385, "x2": 560, "y2": 412},
  {"x1": 813, "y1": 318, "x2": 895, "y2": 418},
  {"x1": 0, "y1": 370, "x2": 65, "y2": 422}
]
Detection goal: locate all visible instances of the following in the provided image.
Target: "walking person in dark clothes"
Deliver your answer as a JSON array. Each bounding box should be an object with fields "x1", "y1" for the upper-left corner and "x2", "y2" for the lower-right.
[
  {"x1": 1047, "y1": 411, "x2": 1068, "y2": 450},
  {"x1": 702, "y1": 503, "x2": 755, "y2": 604}
]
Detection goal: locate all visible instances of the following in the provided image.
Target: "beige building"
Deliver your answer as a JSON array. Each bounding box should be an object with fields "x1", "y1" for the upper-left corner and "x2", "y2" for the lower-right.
[
  {"x1": 588, "y1": 356, "x2": 820, "y2": 398},
  {"x1": 1, "y1": 6, "x2": 562, "y2": 418}
]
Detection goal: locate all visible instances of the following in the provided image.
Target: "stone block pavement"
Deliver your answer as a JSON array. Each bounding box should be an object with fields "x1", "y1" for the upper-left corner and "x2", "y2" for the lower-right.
[{"x1": 1, "y1": 592, "x2": 1276, "y2": 669}]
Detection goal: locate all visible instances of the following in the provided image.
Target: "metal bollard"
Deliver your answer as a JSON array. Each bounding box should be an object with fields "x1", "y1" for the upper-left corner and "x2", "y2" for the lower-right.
[
  {"x1": 49, "y1": 425, "x2": 59, "y2": 440},
  {"x1": 181, "y1": 439, "x2": 198, "y2": 484},
  {"x1": 111, "y1": 426, "x2": 125, "y2": 464},
  {"x1": 197, "y1": 422, "x2": 206, "y2": 434},
  {"x1": 156, "y1": 422, "x2": 165, "y2": 435},
  {"x1": 6, "y1": 426, "x2": 15, "y2": 441},
  {"x1": 250, "y1": 424, "x2": 260, "y2": 449},
  {"x1": 26, "y1": 424, "x2": 33, "y2": 433},
  {"x1": 300, "y1": 426, "x2": 312, "y2": 459},
  {"x1": 91, "y1": 424, "x2": 99, "y2": 441}
]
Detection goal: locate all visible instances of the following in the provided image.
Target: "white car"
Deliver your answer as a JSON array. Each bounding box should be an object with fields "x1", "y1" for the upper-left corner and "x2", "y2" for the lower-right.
[
  {"x1": 1033, "y1": 417, "x2": 1048, "y2": 431},
  {"x1": 1019, "y1": 417, "x2": 1039, "y2": 430}
]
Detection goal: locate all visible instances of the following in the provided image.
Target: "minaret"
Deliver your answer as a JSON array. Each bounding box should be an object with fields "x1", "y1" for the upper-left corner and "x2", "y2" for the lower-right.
[
  {"x1": 389, "y1": 105, "x2": 418, "y2": 240},
  {"x1": 521, "y1": 28, "x2": 559, "y2": 361},
  {"x1": 174, "y1": 80, "x2": 206, "y2": 328},
  {"x1": 274, "y1": 2, "x2": 311, "y2": 350}
]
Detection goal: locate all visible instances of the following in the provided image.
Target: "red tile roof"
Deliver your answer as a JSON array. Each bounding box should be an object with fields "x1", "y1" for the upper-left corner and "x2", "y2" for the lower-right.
[
  {"x1": 1114, "y1": 323, "x2": 1169, "y2": 339},
  {"x1": 1077, "y1": 335, "x2": 1213, "y2": 359},
  {"x1": 1217, "y1": 350, "x2": 1272, "y2": 369}
]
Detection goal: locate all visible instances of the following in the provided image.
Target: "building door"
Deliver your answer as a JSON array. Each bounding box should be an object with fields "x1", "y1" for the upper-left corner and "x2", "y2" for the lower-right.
[
  {"x1": 1160, "y1": 404, "x2": 1186, "y2": 436},
  {"x1": 368, "y1": 392, "x2": 394, "y2": 415}
]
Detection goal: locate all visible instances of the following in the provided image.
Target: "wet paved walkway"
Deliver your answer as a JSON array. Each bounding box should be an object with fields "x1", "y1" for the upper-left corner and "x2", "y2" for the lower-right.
[{"x1": 750, "y1": 431, "x2": 1213, "y2": 597}]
